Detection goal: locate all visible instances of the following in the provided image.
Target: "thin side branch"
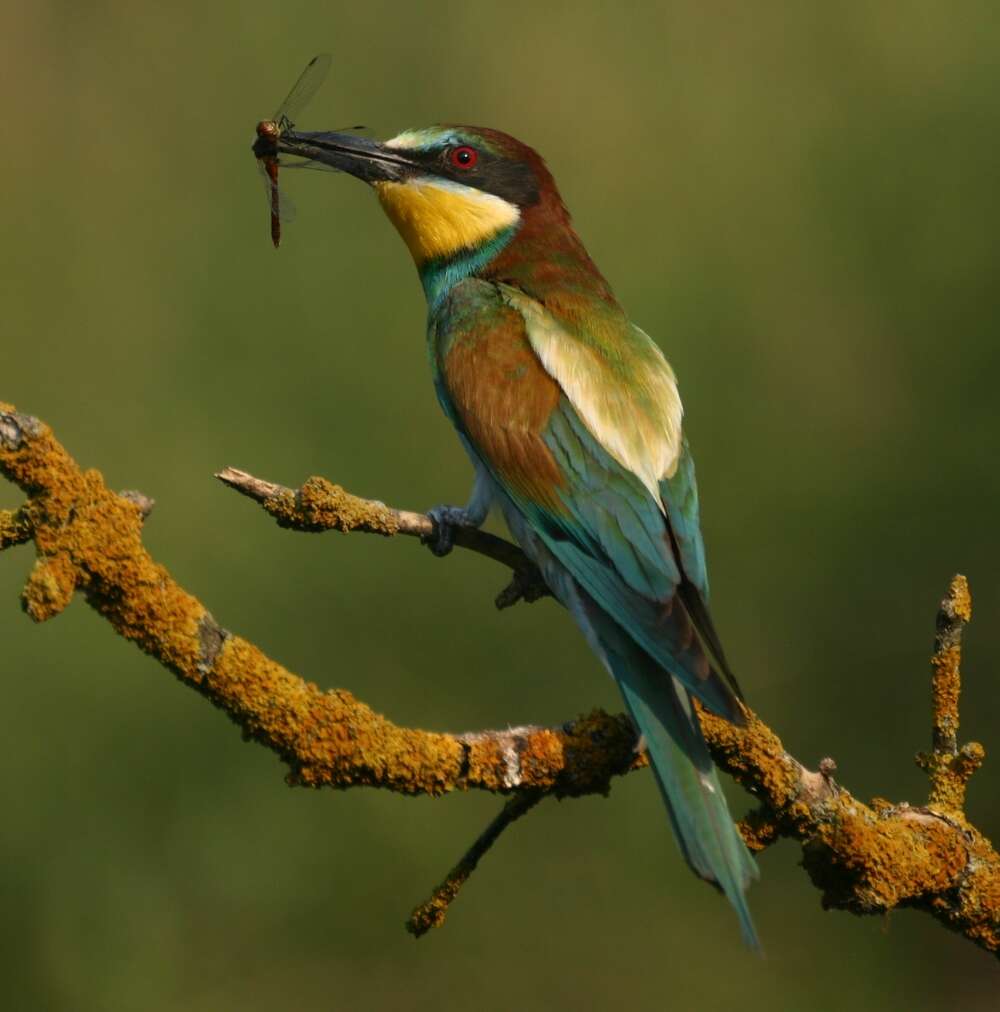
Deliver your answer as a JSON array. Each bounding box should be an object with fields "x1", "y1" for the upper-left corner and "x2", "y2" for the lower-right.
[
  {"x1": 916, "y1": 575, "x2": 984, "y2": 810},
  {"x1": 407, "y1": 791, "x2": 544, "y2": 937},
  {"x1": 0, "y1": 506, "x2": 32, "y2": 549},
  {"x1": 216, "y1": 467, "x2": 550, "y2": 607},
  {"x1": 3, "y1": 404, "x2": 1000, "y2": 956}
]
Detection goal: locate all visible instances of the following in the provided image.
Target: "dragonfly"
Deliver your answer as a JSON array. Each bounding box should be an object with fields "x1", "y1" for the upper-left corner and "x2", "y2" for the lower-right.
[{"x1": 252, "y1": 54, "x2": 332, "y2": 248}]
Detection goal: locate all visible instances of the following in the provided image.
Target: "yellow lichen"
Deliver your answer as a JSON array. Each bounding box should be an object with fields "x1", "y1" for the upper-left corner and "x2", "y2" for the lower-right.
[
  {"x1": 23, "y1": 556, "x2": 77, "y2": 621},
  {"x1": 0, "y1": 507, "x2": 31, "y2": 548},
  {"x1": 263, "y1": 476, "x2": 401, "y2": 536},
  {"x1": 950, "y1": 574, "x2": 972, "y2": 623},
  {"x1": 915, "y1": 572, "x2": 982, "y2": 812}
]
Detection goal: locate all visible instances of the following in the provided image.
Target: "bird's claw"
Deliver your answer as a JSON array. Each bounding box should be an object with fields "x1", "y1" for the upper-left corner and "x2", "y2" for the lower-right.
[{"x1": 424, "y1": 505, "x2": 474, "y2": 557}]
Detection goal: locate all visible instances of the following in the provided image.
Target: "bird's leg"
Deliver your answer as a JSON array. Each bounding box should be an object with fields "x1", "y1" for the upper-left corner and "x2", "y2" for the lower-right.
[
  {"x1": 425, "y1": 505, "x2": 480, "y2": 556},
  {"x1": 424, "y1": 465, "x2": 493, "y2": 557}
]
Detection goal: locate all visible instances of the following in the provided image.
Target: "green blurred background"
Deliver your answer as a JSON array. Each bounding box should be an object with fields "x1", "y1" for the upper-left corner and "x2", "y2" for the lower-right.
[{"x1": 3, "y1": 1, "x2": 999, "y2": 1008}]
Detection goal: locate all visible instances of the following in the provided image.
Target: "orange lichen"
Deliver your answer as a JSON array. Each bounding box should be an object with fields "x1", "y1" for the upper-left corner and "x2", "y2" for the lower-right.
[
  {"x1": 916, "y1": 573, "x2": 984, "y2": 812},
  {"x1": 0, "y1": 507, "x2": 31, "y2": 549},
  {"x1": 23, "y1": 555, "x2": 77, "y2": 621},
  {"x1": 950, "y1": 574, "x2": 972, "y2": 623},
  {"x1": 806, "y1": 806, "x2": 967, "y2": 912},
  {"x1": 263, "y1": 476, "x2": 401, "y2": 536},
  {"x1": 696, "y1": 704, "x2": 804, "y2": 812},
  {"x1": 202, "y1": 635, "x2": 464, "y2": 795},
  {"x1": 930, "y1": 646, "x2": 961, "y2": 740},
  {"x1": 738, "y1": 808, "x2": 781, "y2": 853},
  {"x1": 953, "y1": 843, "x2": 1000, "y2": 951},
  {"x1": 409, "y1": 875, "x2": 465, "y2": 936}
]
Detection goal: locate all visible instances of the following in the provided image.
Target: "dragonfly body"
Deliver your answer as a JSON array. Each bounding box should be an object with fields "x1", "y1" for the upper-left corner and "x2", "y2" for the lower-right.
[{"x1": 255, "y1": 121, "x2": 282, "y2": 247}]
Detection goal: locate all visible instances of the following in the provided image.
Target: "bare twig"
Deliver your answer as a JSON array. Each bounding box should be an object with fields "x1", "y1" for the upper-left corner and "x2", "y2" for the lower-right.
[
  {"x1": 4, "y1": 404, "x2": 1000, "y2": 956},
  {"x1": 118, "y1": 490, "x2": 156, "y2": 520}
]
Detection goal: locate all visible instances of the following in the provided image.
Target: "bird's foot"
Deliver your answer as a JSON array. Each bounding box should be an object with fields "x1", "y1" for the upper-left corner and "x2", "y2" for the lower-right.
[{"x1": 424, "y1": 504, "x2": 478, "y2": 557}]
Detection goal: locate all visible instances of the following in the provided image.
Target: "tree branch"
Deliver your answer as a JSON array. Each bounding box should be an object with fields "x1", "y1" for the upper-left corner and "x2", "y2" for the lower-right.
[
  {"x1": 407, "y1": 790, "x2": 545, "y2": 937},
  {"x1": 916, "y1": 576, "x2": 984, "y2": 810},
  {"x1": 215, "y1": 467, "x2": 551, "y2": 608},
  {"x1": 3, "y1": 403, "x2": 999, "y2": 956}
]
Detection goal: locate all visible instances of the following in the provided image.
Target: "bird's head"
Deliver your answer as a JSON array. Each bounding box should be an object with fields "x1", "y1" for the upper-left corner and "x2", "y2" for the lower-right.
[{"x1": 275, "y1": 124, "x2": 554, "y2": 267}]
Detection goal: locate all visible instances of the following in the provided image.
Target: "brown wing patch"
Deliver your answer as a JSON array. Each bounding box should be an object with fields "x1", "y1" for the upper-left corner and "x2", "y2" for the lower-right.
[{"x1": 443, "y1": 304, "x2": 566, "y2": 512}]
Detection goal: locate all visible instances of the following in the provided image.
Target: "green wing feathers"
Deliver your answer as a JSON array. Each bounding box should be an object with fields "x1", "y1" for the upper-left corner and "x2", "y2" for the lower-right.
[{"x1": 589, "y1": 601, "x2": 759, "y2": 950}]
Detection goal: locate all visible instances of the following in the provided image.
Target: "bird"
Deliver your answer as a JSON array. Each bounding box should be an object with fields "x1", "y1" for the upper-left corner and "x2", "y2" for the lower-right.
[{"x1": 270, "y1": 123, "x2": 760, "y2": 947}]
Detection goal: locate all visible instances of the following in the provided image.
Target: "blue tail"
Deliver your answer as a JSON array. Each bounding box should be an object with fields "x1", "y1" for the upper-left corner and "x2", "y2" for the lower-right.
[{"x1": 584, "y1": 604, "x2": 760, "y2": 949}]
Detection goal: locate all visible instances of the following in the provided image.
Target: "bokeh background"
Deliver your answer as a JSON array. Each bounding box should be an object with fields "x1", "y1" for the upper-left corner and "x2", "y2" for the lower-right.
[{"x1": 3, "y1": 2, "x2": 1000, "y2": 1008}]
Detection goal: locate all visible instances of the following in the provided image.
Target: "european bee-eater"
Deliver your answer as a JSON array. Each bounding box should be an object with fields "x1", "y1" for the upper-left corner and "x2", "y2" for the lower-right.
[{"x1": 269, "y1": 124, "x2": 759, "y2": 946}]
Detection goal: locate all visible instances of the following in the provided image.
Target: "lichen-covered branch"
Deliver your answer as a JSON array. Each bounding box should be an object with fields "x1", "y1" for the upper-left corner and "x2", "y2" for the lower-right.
[
  {"x1": 215, "y1": 466, "x2": 550, "y2": 608},
  {"x1": 0, "y1": 505, "x2": 31, "y2": 549},
  {"x1": 916, "y1": 576, "x2": 984, "y2": 810},
  {"x1": 3, "y1": 403, "x2": 999, "y2": 956}
]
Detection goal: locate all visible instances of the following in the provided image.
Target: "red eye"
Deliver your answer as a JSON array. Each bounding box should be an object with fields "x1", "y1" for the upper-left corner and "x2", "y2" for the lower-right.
[{"x1": 449, "y1": 145, "x2": 478, "y2": 169}]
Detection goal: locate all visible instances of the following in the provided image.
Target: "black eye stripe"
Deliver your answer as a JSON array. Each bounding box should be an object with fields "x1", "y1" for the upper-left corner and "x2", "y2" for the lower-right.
[{"x1": 405, "y1": 141, "x2": 540, "y2": 206}]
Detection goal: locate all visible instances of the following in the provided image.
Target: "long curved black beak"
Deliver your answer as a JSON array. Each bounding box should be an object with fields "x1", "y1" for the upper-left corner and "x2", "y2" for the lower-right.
[{"x1": 265, "y1": 130, "x2": 416, "y2": 184}]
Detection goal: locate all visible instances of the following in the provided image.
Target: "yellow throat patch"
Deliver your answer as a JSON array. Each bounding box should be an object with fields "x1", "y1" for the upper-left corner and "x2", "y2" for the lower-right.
[{"x1": 374, "y1": 178, "x2": 520, "y2": 264}]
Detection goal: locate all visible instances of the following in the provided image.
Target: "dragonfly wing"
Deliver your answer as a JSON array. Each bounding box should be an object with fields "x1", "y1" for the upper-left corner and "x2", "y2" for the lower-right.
[
  {"x1": 276, "y1": 157, "x2": 340, "y2": 175},
  {"x1": 277, "y1": 188, "x2": 296, "y2": 224},
  {"x1": 273, "y1": 53, "x2": 331, "y2": 128}
]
